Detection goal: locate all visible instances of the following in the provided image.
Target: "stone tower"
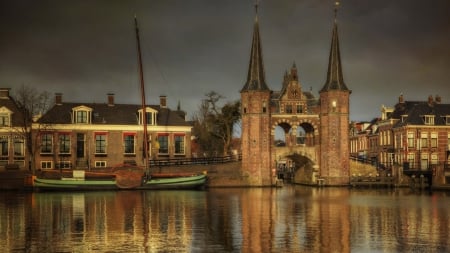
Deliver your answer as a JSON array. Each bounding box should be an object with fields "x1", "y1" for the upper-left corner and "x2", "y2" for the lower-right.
[
  {"x1": 319, "y1": 5, "x2": 351, "y2": 185},
  {"x1": 240, "y1": 5, "x2": 273, "y2": 186}
]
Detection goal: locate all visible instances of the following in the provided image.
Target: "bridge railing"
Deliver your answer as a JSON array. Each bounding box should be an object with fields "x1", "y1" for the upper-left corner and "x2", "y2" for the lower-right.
[{"x1": 148, "y1": 154, "x2": 241, "y2": 167}]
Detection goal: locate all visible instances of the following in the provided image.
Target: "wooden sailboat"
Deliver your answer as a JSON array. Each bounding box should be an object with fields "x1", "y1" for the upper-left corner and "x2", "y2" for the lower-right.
[{"x1": 33, "y1": 17, "x2": 207, "y2": 191}]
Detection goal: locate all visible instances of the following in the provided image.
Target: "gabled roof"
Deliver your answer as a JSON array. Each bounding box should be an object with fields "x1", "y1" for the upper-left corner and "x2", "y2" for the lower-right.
[
  {"x1": 37, "y1": 102, "x2": 191, "y2": 127},
  {"x1": 241, "y1": 5, "x2": 270, "y2": 92},
  {"x1": 392, "y1": 101, "x2": 450, "y2": 127}
]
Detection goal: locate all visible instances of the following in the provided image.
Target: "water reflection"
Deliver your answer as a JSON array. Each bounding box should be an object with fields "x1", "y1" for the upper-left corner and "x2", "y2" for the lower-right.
[{"x1": 0, "y1": 187, "x2": 449, "y2": 252}]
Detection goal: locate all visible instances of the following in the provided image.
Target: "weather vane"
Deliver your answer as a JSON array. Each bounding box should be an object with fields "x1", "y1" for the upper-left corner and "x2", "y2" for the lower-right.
[{"x1": 334, "y1": 0, "x2": 341, "y2": 21}]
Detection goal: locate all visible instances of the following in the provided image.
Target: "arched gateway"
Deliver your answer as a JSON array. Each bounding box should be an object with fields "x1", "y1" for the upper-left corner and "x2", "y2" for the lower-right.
[{"x1": 240, "y1": 4, "x2": 351, "y2": 186}]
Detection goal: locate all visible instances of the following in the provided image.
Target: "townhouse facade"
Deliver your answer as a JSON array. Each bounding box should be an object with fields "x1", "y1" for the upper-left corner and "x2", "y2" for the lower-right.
[
  {"x1": 32, "y1": 93, "x2": 192, "y2": 171},
  {"x1": 0, "y1": 88, "x2": 29, "y2": 170},
  {"x1": 350, "y1": 94, "x2": 450, "y2": 186}
]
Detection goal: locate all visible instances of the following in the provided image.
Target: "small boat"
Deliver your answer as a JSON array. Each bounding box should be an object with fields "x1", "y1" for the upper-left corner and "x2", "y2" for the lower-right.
[
  {"x1": 32, "y1": 17, "x2": 208, "y2": 191},
  {"x1": 33, "y1": 168, "x2": 207, "y2": 191}
]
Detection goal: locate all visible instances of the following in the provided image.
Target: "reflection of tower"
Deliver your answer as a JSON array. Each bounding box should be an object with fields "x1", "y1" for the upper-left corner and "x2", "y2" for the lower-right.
[
  {"x1": 240, "y1": 4, "x2": 273, "y2": 186},
  {"x1": 319, "y1": 2, "x2": 351, "y2": 185}
]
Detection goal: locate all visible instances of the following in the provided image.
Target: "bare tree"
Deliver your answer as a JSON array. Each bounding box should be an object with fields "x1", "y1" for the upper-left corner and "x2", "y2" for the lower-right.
[
  {"x1": 12, "y1": 85, "x2": 51, "y2": 173},
  {"x1": 191, "y1": 91, "x2": 240, "y2": 156}
]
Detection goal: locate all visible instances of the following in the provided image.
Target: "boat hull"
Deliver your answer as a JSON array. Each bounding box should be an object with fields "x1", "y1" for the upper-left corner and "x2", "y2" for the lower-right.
[{"x1": 33, "y1": 174, "x2": 207, "y2": 191}]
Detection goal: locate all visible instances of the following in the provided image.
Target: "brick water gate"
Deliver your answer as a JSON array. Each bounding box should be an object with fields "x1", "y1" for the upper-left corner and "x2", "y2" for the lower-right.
[{"x1": 240, "y1": 4, "x2": 350, "y2": 186}]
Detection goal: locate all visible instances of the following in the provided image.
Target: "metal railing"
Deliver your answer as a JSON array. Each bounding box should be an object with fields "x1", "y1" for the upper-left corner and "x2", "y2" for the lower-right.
[{"x1": 149, "y1": 154, "x2": 242, "y2": 167}]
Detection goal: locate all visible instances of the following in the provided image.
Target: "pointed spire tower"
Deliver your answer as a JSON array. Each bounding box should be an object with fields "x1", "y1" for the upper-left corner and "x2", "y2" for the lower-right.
[
  {"x1": 240, "y1": 3, "x2": 273, "y2": 186},
  {"x1": 320, "y1": 1, "x2": 349, "y2": 92},
  {"x1": 241, "y1": 4, "x2": 269, "y2": 92},
  {"x1": 319, "y1": 1, "x2": 351, "y2": 186}
]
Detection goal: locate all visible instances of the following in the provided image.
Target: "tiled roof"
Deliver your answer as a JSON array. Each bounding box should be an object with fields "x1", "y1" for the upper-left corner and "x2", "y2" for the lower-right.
[
  {"x1": 392, "y1": 101, "x2": 450, "y2": 127},
  {"x1": 38, "y1": 102, "x2": 191, "y2": 126}
]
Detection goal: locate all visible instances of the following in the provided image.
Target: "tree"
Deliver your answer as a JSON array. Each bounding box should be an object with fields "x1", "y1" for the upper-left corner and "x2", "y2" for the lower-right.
[
  {"x1": 191, "y1": 91, "x2": 240, "y2": 156},
  {"x1": 12, "y1": 85, "x2": 51, "y2": 172}
]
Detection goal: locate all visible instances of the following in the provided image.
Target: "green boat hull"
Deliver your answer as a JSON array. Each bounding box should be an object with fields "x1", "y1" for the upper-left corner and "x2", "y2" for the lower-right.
[{"x1": 33, "y1": 174, "x2": 207, "y2": 191}]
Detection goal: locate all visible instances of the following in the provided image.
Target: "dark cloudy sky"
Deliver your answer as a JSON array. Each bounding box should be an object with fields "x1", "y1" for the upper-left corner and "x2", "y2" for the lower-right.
[{"x1": 1, "y1": 0, "x2": 449, "y2": 121}]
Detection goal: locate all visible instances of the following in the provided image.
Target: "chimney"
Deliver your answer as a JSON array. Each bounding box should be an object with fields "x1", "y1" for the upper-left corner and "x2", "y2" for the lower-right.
[
  {"x1": 398, "y1": 94, "x2": 404, "y2": 103},
  {"x1": 160, "y1": 95, "x2": 167, "y2": 108},
  {"x1": 0, "y1": 88, "x2": 10, "y2": 99},
  {"x1": 107, "y1": 93, "x2": 114, "y2": 106},
  {"x1": 435, "y1": 95, "x2": 441, "y2": 104},
  {"x1": 55, "y1": 93, "x2": 62, "y2": 105},
  {"x1": 428, "y1": 95, "x2": 434, "y2": 105}
]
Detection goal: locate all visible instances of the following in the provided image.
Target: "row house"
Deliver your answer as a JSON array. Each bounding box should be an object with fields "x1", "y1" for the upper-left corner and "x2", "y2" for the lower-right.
[
  {"x1": 351, "y1": 94, "x2": 450, "y2": 185},
  {"x1": 33, "y1": 93, "x2": 192, "y2": 170},
  {"x1": 0, "y1": 88, "x2": 28, "y2": 170}
]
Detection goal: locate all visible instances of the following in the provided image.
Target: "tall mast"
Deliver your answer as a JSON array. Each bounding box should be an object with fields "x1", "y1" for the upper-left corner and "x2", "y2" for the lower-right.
[{"x1": 134, "y1": 16, "x2": 150, "y2": 176}]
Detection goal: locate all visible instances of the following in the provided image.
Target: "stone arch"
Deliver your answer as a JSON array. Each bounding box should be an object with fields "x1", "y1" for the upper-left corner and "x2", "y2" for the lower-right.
[
  {"x1": 273, "y1": 120, "x2": 293, "y2": 147},
  {"x1": 294, "y1": 121, "x2": 316, "y2": 146}
]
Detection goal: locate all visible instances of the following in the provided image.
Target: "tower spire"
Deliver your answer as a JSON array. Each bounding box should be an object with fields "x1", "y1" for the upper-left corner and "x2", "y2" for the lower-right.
[
  {"x1": 241, "y1": 2, "x2": 269, "y2": 92},
  {"x1": 320, "y1": 0, "x2": 349, "y2": 92}
]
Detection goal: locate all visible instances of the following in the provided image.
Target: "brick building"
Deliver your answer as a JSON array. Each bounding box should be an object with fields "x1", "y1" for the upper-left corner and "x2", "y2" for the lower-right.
[
  {"x1": 32, "y1": 93, "x2": 192, "y2": 170},
  {"x1": 0, "y1": 88, "x2": 29, "y2": 170},
  {"x1": 240, "y1": 5, "x2": 350, "y2": 186},
  {"x1": 350, "y1": 94, "x2": 450, "y2": 186}
]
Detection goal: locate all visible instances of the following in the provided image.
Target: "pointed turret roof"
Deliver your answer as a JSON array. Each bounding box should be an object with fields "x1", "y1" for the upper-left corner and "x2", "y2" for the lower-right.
[
  {"x1": 241, "y1": 4, "x2": 269, "y2": 92},
  {"x1": 320, "y1": 2, "x2": 349, "y2": 93}
]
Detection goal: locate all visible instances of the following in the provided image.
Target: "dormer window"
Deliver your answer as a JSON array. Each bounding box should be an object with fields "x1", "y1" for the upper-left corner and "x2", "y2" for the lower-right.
[
  {"x1": 138, "y1": 107, "x2": 158, "y2": 126},
  {"x1": 0, "y1": 113, "x2": 10, "y2": 126},
  {"x1": 72, "y1": 106, "x2": 93, "y2": 124},
  {"x1": 401, "y1": 115, "x2": 408, "y2": 123},
  {"x1": 423, "y1": 115, "x2": 435, "y2": 125},
  {"x1": 0, "y1": 107, "x2": 12, "y2": 126}
]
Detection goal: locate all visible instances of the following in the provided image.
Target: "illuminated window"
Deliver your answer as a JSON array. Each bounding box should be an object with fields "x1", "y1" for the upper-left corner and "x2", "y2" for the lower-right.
[
  {"x1": 420, "y1": 132, "x2": 428, "y2": 148},
  {"x1": 423, "y1": 115, "x2": 434, "y2": 125},
  {"x1": 407, "y1": 132, "x2": 414, "y2": 148},
  {"x1": 431, "y1": 133, "x2": 437, "y2": 148}
]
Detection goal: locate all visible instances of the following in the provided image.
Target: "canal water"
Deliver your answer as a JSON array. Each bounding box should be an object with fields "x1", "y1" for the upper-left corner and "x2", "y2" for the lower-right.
[{"x1": 1, "y1": 186, "x2": 449, "y2": 253}]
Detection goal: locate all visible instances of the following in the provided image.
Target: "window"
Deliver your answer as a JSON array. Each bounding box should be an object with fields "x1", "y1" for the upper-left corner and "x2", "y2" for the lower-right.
[
  {"x1": 431, "y1": 133, "x2": 437, "y2": 148},
  {"x1": 158, "y1": 134, "x2": 169, "y2": 154},
  {"x1": 286, "y1": 105, "x2": 293, "y2": 114},
  {"x1": 139, "y1": 108, "x2": 157, "y2": 126},
  {"x1": 262, "y1": 101, "x2": 266, "y2": 113},
  {"x1": 95, "y1": 133, "x2": 107, "y2": 154},
  {"x1": 13, "y1": 137, "x2": 24, "y2": 157},
  {"x1": 431, "y1": 153, "x2": 438, "y2": 165},
  {"x1": 174, "y1": 135, "x2": 185, "y2": 155},
  {"x1": 296, "y1": 105, "x2": 303, "y2": 113},
  {"x1": 41, "y1": 161, "x2": 52, "y2": 169},
  {"x1": 41, "y1": 133, "x2": 53, "y2": 154},
  {"x1": 446, "y1": 116, "x2": 450, "y2": 125},
  {"x1": 95, "y1": 161, "x2": 107, "y2": 167},
  {"x1": 56, "y1": 161, "x2": 71, "y2": 169},
  {"x1": 420, "y1": 153, "x2": 428, "y2": 170},
  {"x1": 0, "y1": 113, "x2": 10, "y2": 126},
  {"x1": 407, "y1": 153, "x2": 415, "y2": 169},
  {"x1": 420, "y1": 132, "x2": 428, "y2": 148},
  {"x1": 123, "y1": 133, "x2": 135, "y2": 154},
  {"x1": 76, "y1": 111, "x2": 88, "y2": 123},
  {"x1": 424, "y1": 115, "x2": 435, "y2": 125},
  {"x1": 0, "y1": 136, "x2": 8, "y2": 157},
  {"x1": 59, "y1": 133, "x2": 71, "y2": 154},
  {"x1": 407, "y1": 132, "x2": 414, "y2": 148}
]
